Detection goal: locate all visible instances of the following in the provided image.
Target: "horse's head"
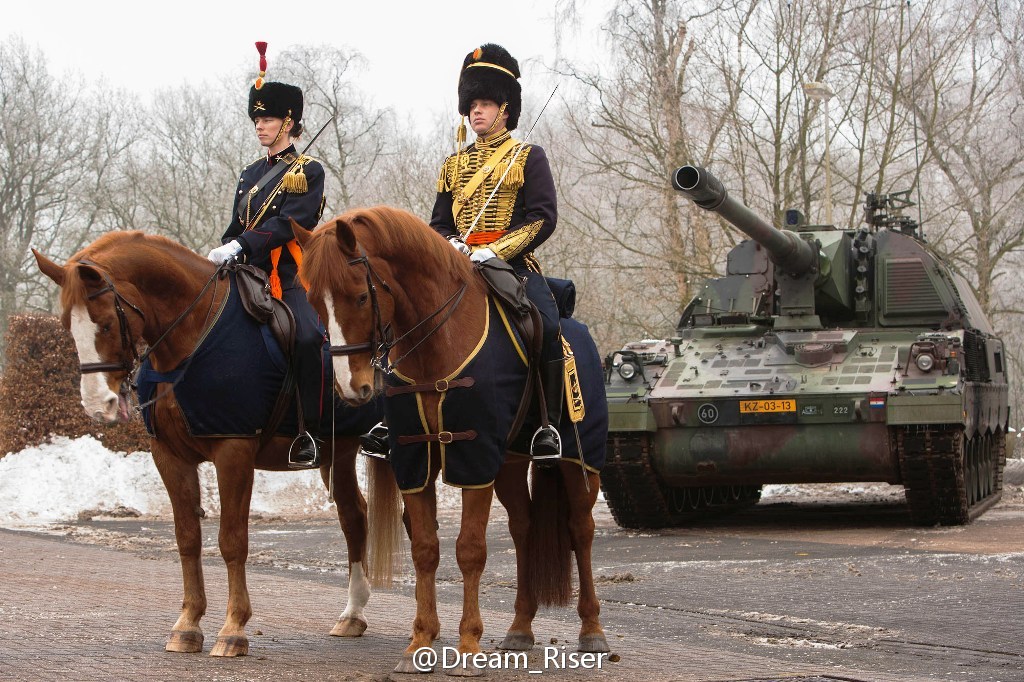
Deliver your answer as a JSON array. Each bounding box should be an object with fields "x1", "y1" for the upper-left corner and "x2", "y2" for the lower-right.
[
  {"x1": 34, "y1": 247, "x2": 146, "y2": 424},
  {"x1": 295, "y1": 215, "x2": 393, "y2": 405}
]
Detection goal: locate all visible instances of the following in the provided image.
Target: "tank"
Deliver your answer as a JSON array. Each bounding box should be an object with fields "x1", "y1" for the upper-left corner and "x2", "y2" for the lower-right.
[{"x1": 602, "y1": 166, "x2": 1010, "y2": 527}]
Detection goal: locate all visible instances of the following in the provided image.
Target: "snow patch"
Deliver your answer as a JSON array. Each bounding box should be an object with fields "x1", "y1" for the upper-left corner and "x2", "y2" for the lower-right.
[{"x1": 0, "y1": 435, "x2": 332, "y2": 527}]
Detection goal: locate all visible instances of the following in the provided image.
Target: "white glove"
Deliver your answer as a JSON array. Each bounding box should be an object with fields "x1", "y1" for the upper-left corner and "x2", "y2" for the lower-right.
[
  {"x1": 448, "y1": 236, "x2": 471, "y2": 255},
  {"x1": 470, "y1": 247, "x2": 496, "y2": 263},
  {"x1": 207, "y1": 240, "x2": 243, "y2": 264}
]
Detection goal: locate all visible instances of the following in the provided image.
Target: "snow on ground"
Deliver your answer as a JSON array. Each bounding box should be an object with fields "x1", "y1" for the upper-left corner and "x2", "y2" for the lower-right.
[
  {"x1": 0, "y1": 436, "x2": 333, "y2": 527},
  {"x1": 3, "y1": 436, "x2": 1022, "y2": 530}
]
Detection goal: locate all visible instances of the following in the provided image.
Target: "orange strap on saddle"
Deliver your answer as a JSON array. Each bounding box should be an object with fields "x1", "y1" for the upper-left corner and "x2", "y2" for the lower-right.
[
  {"x1": 465, "y1": 229, "x2": 507, "y2": 246},
  {"x1": 268, "y1": 239, "x2": 305, "y2": 299}
]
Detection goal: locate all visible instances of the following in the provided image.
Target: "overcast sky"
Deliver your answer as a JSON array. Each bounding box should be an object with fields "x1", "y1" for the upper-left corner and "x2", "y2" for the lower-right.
[{"x1": 6, "y1": 0, "x2": 612, "y2": 128}]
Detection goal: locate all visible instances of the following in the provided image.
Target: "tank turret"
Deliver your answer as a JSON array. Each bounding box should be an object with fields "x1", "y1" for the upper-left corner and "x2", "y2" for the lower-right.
[{"x1": 601, "y1": 165, "x2": 1010, "y2": 530}]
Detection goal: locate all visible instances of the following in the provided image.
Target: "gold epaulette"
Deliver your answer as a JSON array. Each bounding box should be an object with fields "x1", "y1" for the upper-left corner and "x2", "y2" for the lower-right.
[
  {"x1": 494, "y1": 142, "x2": 528, "y2": 190},
  {"x1": 282, "y1": 154, "x2": 313, "y2": 193}
]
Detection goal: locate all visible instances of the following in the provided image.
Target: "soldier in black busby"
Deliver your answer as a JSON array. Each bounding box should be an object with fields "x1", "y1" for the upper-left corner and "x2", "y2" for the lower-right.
[
  {"x1": 360, "y1": 42, "x2": 564, "y2": 460},
  {"x1": 208, "y1": 42, "x2": 327, "y2": 468}
]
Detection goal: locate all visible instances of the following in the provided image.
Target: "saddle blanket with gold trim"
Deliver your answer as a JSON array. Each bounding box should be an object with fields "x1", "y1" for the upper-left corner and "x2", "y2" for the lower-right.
[
  {"x1": 384, "y1": 299, "x2": 605, "y2": 493},
  {"x1": 136, "y1": 274, "x2": 380, "y2": 438}
]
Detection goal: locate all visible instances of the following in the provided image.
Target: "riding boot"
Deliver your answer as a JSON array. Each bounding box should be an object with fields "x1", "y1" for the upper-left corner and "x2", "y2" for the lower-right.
[
  {"x1": 358, "y1": 421, "x2": 390, "y2": 460},
  {"x1": 289, "y1": 426, "x2": 323, "y2": 469},
  {"x1": 531, "y1": 359, "x2": 565, "y2": 460}
]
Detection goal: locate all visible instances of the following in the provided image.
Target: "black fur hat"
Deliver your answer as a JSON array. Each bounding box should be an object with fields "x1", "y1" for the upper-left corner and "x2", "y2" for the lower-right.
[
  {"x1": 457, "y1": 43, "x2": 522, "y2": 130},
  {"x1": 247, "y1": 42, "x2": 303, "y2": 122},
  {"x1": 248, "y1": 81, "x2": 303, "y2": 122}
]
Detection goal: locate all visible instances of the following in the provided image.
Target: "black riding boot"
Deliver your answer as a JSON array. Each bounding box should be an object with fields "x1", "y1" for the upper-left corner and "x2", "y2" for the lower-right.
[
  {"x1": 531, "y1": 359, "x2": 565, "y2": 460},
  {"x1": 289, "y1": 426, "x2": 323, "y2": 469},
  {"x1": 358, "y1": 421, "x2": 390, "y2": 460}
]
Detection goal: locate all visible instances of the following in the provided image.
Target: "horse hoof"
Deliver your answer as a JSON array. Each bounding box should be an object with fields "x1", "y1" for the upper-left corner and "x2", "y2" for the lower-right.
[
  {"x1": 578, "y1": 633, "x2": 610, "y2": 653},
  {"x1": 165, "y1": 629, "x2": 203, "y2": 653},
  {"x1": 497, "y1": 631, "x2": 535, "y2": 651},
  {"x1": 330, "y1": 616, "x2": 368, "y2": 637},
  {"x1": 394, "y1": 652, "x2": 431, "y2": 674},
  {"x1": 210, "y1": 635, "x2": 249, "y2": 657}
]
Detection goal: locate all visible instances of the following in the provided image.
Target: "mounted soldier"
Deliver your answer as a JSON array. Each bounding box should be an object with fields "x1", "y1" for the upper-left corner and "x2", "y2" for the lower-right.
[
  {"x1": 360, "y1": 42, "x2": 564, "y2": 460},
  {"x1": 208, "y1": 42, "x2": 327, "y2": 467}
]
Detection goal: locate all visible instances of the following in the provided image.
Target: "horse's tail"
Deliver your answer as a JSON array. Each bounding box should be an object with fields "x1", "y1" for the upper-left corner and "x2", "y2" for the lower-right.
[
  {"x1": 526, "y1": 463, "x2": 574, "y2": 606},
  {"x1": 366, "y1": 457, "x2": 403, "y2": 587}
]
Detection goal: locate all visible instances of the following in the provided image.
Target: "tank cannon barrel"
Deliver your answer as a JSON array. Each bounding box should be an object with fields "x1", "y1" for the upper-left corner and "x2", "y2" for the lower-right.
[{"x1": 672, "y1": 165, "x2": 817, "y2": 275}]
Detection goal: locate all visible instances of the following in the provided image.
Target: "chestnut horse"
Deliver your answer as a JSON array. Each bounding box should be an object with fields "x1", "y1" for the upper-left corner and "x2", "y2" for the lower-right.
[
  {"x1": 33, "y1": 232, "x2": 396, "y2": 657},
  {"x1": 295, "y1": 206, "x2": 609, "y2": 675}
]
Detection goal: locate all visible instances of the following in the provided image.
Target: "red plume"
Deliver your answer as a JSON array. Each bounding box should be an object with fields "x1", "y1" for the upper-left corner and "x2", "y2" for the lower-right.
[{"x1": 255, "y1": 41, "x2": 268, "y2": 73}]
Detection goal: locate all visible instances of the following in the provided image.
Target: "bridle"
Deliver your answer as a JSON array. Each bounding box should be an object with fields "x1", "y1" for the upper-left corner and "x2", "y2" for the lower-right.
[
  {"x1": 328, "y1": 245, "x2": 467, "y2": 374},
  {"x1": 73, "y1": 258, "x2": 225, "y2": 409},
  {"x1": 76, "y1": 259, "x2": 146, "y2": 376}
]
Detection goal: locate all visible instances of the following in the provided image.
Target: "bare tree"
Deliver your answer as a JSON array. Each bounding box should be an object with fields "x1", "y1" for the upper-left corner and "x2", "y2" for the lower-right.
[
  {"x1": 0, "y1": 38, "x2": 138, "y2": 346},
  {"x1": 107, "y1": 80, "x2": 252, "y2": 251},
  {"x1": 894, "y1": 0, "x2": 1024, "y2": 316},
  {"x1": 275, "y1": 45, "x2": 389, "y2": 213}
]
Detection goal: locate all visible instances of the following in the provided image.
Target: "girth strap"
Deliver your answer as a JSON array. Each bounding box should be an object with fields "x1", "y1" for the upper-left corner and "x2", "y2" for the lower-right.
[
  {"x1": 397, "y1": 430, "x2": 478, "y2": 445},
  {"x1": 385, "y1": 377, "x2": 475, "y2": 397}
]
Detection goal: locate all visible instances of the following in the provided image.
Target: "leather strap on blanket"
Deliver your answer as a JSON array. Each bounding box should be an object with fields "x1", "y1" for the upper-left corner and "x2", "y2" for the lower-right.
[
  {"x1": 397, "y1": 429, "x2": 478, "y2": 445},
  {"x1": 385, "y1": 377, "x2": 476, "y2": 396}
]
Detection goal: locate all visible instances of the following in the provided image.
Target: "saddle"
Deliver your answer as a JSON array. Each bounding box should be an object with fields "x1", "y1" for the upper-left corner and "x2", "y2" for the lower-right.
[
  {"x1": 229, "y1": 262, "x2": 299, "y2": 447},
  {"x1": 473, "y1": 258, "x2": 578, "y2": 442}
]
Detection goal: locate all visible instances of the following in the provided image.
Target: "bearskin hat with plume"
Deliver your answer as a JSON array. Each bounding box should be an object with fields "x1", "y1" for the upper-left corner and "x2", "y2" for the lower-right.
[
  {"x1": 247, "y1": 41, "x2": 304, "y2": 123},
  {"x1": 457, "y1": 43, "x2": 522, "y2": 131}
]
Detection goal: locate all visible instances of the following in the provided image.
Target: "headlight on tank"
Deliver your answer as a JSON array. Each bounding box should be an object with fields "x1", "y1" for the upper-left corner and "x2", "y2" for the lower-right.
[
  {"x1": 618, "y1": 361, "x2": 639, "y2": 381},
  {"x1": 915, "y1": 353, "x2": 935, "y2": 372}
]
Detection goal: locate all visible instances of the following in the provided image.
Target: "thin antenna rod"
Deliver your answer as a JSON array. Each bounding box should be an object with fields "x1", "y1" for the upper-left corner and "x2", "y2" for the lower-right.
[{"x1": 907, "y1": 0, "x2": 925, "y2": 237}]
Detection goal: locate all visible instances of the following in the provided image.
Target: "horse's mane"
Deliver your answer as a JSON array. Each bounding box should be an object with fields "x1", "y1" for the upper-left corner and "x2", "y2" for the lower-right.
[
  {"x1": 60, "y1": 231, "x2": 212, "y2": 312},
  {"x1": 302, "y1": 206, "x2": 476, "y2": 297}
]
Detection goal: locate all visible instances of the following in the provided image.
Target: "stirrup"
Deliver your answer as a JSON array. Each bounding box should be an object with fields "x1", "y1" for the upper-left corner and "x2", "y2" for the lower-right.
[
  {"x1": 530, "y1": 425, "x2": 561, "y2": 461},
  {"x1": 288, "y1": 431, "x2": 321, "y2": 469},
  {"x1": 357, "y1": 422, "x2": 390, "y2": 461}
]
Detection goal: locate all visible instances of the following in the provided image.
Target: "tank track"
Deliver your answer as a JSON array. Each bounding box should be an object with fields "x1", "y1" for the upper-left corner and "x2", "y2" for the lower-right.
[
  {"x1": 602, "y1": 432, "x2": 761, "y2": 529},
  {"x1": 894, "y1": 424, "x2": 1004, "y2": 526}
]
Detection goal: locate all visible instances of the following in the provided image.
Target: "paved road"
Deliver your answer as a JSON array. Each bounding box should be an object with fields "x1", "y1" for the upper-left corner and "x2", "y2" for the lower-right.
[{"x1": 2, "y1": 484, "x2": 1023, "y2": 681}]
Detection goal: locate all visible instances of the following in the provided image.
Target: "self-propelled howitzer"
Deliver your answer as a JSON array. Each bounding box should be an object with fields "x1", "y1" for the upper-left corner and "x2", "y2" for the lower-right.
[{"x1": 602, "y1": 166, "x2": 1010, "y2": 528}]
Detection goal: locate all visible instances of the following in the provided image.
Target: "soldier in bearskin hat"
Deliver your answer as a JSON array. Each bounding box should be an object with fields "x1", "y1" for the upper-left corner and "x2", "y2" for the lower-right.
[
  {"x1": 359, "y1": 42, "x2": 564, "y2": 460},
  {"x1": 208, "y1": 42, "x2": 327, "y2": 468}
]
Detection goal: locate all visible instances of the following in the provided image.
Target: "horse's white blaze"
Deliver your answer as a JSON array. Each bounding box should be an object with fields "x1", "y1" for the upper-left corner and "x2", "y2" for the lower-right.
[
  {"x1": 70, "y1": 304, "x2": 119, "y2": 421},
  {"x1": 323, "y1": 291, "x2": 360, "y2": 399},
  {"x1": 339, "y1": 560, "x2": 371, "y2": 622}
]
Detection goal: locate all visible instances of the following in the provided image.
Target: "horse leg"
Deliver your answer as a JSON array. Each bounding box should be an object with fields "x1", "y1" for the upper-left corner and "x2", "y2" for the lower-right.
[
  {"x1": 448, "y1": 485, "x2": 495, "y2": 676},
  {"x1": 561, "y1": 464, "x2": 609, "y2": 654},
  {"x1": 493, "y1": 459, "x2": 537, "y2": 651},
  {"x1": 319, "y1": 437, "x2": 370, "y2": 637},
  {"x1": 394, "y1": 482, "x2": 441, "y2": 674},
  {"x1": 152, "y1": 443, "x2": 206, "y2": 653},
  {"x1": 209, "y1": 442, "x2": 256, "y2": 657}
]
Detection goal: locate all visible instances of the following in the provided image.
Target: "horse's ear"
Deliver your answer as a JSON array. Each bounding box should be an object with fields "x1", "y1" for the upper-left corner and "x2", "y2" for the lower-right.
[
  {"x1": 334, "y1": 218, "x2": 358, "y2": 256},
  {"x1": 32, "y1": 249, "x2": 65, "y2": 287},
  {"x1": 291, "y1": 218, "x2": 313, "y2": 248},
  {"x1": 75, "y1": 263, "x2": 106, "y2": 293}
]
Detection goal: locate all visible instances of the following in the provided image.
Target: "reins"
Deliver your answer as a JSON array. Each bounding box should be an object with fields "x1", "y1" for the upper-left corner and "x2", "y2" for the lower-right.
[
  {"x1": 328, "y1": 245, "x2": 467, "y2": 374},
  {"x1": 75, "y1": 257, "x2": 226, "y2": 411}
]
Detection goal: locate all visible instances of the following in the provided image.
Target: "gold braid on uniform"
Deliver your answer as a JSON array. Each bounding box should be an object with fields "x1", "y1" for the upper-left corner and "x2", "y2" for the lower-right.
[
  {"x1": 487, "y1": 220, "x2": 544, "y2": 261},
  {"x1": 449, "y1": 130, "x2": 530, "y2": 236}
]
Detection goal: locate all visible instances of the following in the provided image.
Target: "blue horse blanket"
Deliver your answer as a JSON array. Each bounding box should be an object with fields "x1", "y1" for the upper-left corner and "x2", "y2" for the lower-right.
[
  {"x1": 385, "y1": 298, "x2": 606, "y2": 493},
  {"x1": 135, "y1": 274, "x2": 380, "y2": 438}
]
